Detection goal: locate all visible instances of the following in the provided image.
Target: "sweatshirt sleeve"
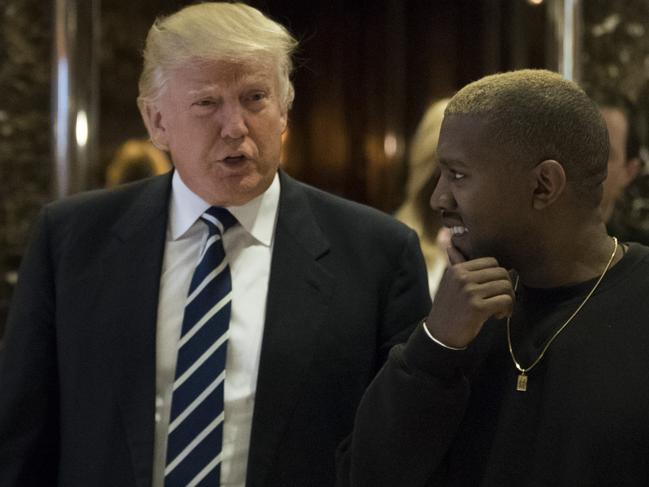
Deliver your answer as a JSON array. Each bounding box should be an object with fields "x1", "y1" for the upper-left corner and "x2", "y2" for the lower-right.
[{"x1": 336, "y1": 323, "x2": 472, "y2": 487}]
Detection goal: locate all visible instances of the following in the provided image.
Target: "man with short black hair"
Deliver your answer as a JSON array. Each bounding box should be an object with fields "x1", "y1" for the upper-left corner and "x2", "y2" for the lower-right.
[{"x1": 338, "y1": 70, "x2": 649, "y2": 486}]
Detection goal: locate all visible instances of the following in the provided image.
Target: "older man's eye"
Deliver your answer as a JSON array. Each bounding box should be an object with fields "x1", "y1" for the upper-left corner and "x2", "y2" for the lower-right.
[
  {"x1": 245, "y1": 91, "x2": 268, "y2": 104},
  {"x1": 450, "y1": 170, "x2": 465, "y2": 180}
]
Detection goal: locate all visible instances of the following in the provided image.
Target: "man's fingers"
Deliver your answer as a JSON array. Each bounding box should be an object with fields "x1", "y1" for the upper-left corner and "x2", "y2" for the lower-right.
[
  {"x1": 466, "y1": 279, "x2": 514, "y2": 300},
  {"x1": 481, "y1": 294, "x2": 514, "y2": 320},
  {"x1": 460, "y1": 280, "x2": 514, "y2": 321},
  {"x1": 447, "y1": 244, "x2": 466, "y2": 265},
  {"x1": 460, "y1": 267, "x2": 511, "y2": 285},
  {"x1": 459, "y1": 257, "x2": 502, "y2": 271}
]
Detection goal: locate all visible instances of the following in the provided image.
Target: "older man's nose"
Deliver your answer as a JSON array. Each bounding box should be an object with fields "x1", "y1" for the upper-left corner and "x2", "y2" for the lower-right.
[{"x1": 219, "y1": 104, "x2": 249, "y2": 140}]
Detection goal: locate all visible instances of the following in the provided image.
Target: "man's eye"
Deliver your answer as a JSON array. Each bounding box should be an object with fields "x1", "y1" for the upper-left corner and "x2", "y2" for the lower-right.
[
  {"x1": 247, "y1": 92, "x2": 267, "y2": 102},
  {"x1": 450, "y1": 170, "x2": 465, "y2": 180},
  {"x1": 194, "y1": 99, "x2": 215, "y2": 107}
]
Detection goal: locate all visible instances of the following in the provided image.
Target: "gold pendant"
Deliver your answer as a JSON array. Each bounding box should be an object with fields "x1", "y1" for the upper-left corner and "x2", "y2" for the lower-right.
[{"x1": 516, "y1": 373, "x2": 528, "y2": 392}]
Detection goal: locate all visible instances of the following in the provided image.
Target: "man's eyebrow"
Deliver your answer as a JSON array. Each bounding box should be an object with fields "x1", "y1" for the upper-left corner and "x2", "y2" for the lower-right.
[
  {"x1": 187, "y1": 86, "x2": 220, "y2": 97},
  {"x1": 240, "y1": 78, "x2": 273, "y2": 89},
  {"x1": 439, "y1": 158, "x2": 468, "y2": 168}
]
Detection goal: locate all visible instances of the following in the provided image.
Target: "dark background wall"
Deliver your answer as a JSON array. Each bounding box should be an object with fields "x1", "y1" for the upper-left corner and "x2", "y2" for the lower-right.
[{"x1": 0, "y1": 0, "x2": 52, "y2": 336}]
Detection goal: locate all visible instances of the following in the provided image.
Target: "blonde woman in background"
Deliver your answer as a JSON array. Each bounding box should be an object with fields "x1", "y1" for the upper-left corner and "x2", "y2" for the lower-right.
[{"x1": 396, "y1": 98, "x2": 450, "y2": 298}]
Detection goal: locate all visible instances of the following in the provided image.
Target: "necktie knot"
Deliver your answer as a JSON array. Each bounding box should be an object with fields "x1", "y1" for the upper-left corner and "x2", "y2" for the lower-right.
[{"x1": 202, "y1": 207, "x2": 238, "y2": 235}]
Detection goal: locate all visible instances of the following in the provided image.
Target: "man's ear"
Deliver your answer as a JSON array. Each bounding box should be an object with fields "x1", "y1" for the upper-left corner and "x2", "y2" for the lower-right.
[
  {"x1": 280, "y1": 110, "x2": 288, "y2": 134},
  {"x1": 531, "y1": 159, "x2": 566, "y2": 210},
  {"x1": 140, "y1": 103, "x2": 170, "y2": 152}
]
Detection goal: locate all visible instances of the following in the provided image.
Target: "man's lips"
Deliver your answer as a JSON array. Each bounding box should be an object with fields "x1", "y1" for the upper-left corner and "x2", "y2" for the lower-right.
[
  {"x1": 213, "y1": 154, "x2": 253, "y2": 175},
  {"x1": 220, "y1": 155, "x2": 248, "y2": 164},
  {"x1": 441, "y1": 212, "x2": 468, "y2": 236}
]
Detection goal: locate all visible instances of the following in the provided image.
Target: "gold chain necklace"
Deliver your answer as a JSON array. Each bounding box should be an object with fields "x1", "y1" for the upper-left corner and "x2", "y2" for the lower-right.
[{"x1": 506, "y1": 237, "x2": 618, "y2": 392}]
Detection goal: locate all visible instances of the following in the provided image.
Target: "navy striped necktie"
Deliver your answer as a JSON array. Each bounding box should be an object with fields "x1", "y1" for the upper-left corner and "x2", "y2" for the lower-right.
[{"x1": 165, "y1": 207, "x2": 237, "y2": 487}]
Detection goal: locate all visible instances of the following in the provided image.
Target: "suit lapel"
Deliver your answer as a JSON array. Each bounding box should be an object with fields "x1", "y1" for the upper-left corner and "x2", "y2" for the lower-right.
[
  {"x1": 246, "y1": 172, "x2": 334, "y2": 487},
  {"x1": 100, "y1": 174, "x2": 172, "y2": 487}
]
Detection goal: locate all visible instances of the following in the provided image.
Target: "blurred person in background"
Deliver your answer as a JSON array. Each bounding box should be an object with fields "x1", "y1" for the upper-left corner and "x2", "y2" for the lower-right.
[
  {"x1": 613, "y1": 170, "x2": 649, "y2": 245},
  {"x1": 590, "y1": 90, "x2": 649, "y2": 245},
  {"x1": 589, "y1": 91, "x2": 642, "y2": 225},
  {"x1": 395, "y1": 98, "x2": 451, "y2": 298},
  {"x1": 105, "y1": 138, "x2": 172, "y2": 188}
]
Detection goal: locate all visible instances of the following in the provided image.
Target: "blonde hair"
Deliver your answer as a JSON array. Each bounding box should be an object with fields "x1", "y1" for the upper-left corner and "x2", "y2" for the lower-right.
[
  {"x1": 137, "y1": 2, "x2": 298, "y2": 114},
  {"x1": 405, "y1": 98, "x2": 449, "y2": 199}
]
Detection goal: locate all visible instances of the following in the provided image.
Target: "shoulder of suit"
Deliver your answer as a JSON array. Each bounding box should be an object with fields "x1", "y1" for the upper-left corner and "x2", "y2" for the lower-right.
[
  {"x1": 45, "y1": 173, "x2": 170, "y2": 217},
  {"x1": 39, "y1": 173, "x2": 171, "y2": 239}
]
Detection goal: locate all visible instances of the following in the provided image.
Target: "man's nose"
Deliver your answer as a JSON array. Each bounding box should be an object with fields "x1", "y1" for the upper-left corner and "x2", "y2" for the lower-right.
[
  {"x1": 219, "y1": 103, "x2": 249, "y2": 140},
  {"x1": 430, "y1": 176, "x2": 454, "y2": 212}
]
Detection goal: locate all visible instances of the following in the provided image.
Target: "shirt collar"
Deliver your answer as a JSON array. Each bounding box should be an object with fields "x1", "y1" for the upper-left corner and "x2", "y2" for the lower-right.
[{"x1": 169, "y1": 170, "x2": 280, "y2": 247}]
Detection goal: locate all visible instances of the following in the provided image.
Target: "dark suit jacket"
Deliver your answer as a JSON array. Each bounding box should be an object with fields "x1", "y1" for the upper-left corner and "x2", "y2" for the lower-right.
[{"x1": 0, "y1": 170, "x2": 431, "y2": 487}]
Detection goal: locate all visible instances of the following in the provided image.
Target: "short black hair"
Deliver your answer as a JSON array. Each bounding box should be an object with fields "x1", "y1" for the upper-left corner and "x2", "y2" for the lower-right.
[{"x1": 446, "y1": 69, "x2": 610, "y2": 207}]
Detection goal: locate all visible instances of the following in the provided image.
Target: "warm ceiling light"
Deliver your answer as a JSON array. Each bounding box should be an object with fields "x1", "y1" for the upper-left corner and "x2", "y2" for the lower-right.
[{"x1": 384, "y1": 132, "x2": 398, "y2": 159}]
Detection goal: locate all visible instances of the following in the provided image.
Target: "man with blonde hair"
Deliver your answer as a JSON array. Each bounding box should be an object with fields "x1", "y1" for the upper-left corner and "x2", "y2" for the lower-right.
[
  {"x1": 339, "y1": 70, "x2": 649, "y2": 486},
  {"x1": 0, "y1": 3, "x2": 430, "y2": 487}
]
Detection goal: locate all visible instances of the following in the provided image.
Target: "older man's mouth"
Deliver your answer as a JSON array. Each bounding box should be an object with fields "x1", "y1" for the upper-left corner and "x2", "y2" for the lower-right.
[{"x1": 222, "y1": 155, "x2": 248, "y2": 164}]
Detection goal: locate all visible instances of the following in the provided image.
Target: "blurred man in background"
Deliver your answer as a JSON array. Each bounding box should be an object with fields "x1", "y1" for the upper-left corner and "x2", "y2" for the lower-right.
[
  {"x1": 591, "y1": 91, "x2": 649, "y2": 245},
  {"x1": 593, "y1": 92, "x2": 642, "y2": 224}
]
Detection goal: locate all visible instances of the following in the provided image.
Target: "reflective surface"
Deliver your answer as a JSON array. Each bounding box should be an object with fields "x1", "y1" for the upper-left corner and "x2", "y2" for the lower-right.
[{"x1": 52, "y1": 0, "x2": 100, "y2": 197}]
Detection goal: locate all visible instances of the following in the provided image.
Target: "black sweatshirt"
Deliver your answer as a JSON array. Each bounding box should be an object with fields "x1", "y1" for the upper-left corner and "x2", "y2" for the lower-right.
[{"x1": 339, "y1": 243, "x2": 649, "y2": 487}]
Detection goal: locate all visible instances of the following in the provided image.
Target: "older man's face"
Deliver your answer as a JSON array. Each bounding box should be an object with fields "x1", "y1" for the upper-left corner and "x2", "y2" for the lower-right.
[{"x1": 147, "y1": 60, "x2": 287, "y2": 206}]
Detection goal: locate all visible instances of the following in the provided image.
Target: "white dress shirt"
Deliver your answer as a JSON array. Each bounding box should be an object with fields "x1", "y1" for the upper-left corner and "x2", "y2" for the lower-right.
[{"x1": 152, "y1": 171, "x2": 279, "y2": 487}]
